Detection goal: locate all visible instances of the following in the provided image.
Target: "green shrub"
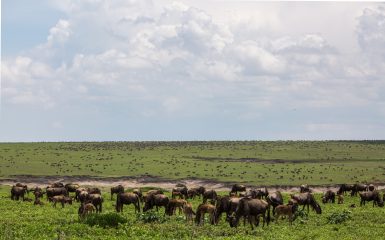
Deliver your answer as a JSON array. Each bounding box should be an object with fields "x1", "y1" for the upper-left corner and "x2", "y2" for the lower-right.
[
  {"x1": 82, "y1": 212, "x2": 127, "y2": 228},
  {"x1": 327, "y1": 210, "x2": 352, "y2": 224},
  {"x1": 136, "y1": 210, "x2": 167, "y2": 223}
]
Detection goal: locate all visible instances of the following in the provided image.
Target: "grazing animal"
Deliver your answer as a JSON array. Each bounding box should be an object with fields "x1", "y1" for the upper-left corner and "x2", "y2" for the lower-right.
[
  {"x1": 322, "y1": 190, "x2": 336, "y2": 204},
  {"x1": 49, "y1": 182, "x2": 64, "y2": 188},
  {"x1": 172, "y1": 185, "x2": 188, "y2": 199},
  {"x1": 46, "y1": 187, "x2": 68, "y2": 200},
  {"x1": 75, "y1": 188, "x2": 87, "y2": 201},
  {"x1": 51, "y1": 195, "x2": 72, "y2": 208},
  {"x1": 143, "y1": 194, "x2": 169, "y2": 212},
  {"x1": 166, "y1": 199, "x2": 187, "y2": 216},
  {"x1": 86, "y1": 194, "x2": 103, "y2": 213},
  {"x1": 229, "y1": 197, "x2": 271, "y2": 230},
  {"x1": 110, "y1": 185, "x2": 124, "y2": 200},
  {"x1": 64, "y1": 183, "x2": 79, "y2": 194},
  {"x1": 183, "y1": 202, "x2": 195, "y2": 223},
  {"x1": 133, "y1": 189, "x2": 143, "y2": 202},
  {"x1": 230, "y1": 184, "x2": 246, "y2": 195},
  {"x1": 144, "y1": 190, "x2": 164, "y2": 201},
  {"x1": 337, "y1": 184, "x2": 354, "y2": 195},
  {"x1": 34, "y1": 198, "x2": 44, "y2": 206},
  {"x1": 195, "y1": 203, "x2": 216, "y2": 225},
  {"x1": 359, "y1": 191, "x2": 384, "y2": 207},
  {"x1": 171, "y1": 190, "x2": 185, "y2": 199},
  {"x1": 78, "y1": 203, "x2": 96, "y2": 219},
  {"x1": 214, "y1": 196, "x2": 240, "y2": 224},
  {"x1": 116, "y1": 192, "x2": 140, "y2": 213},
  {"x1": 337, "y1": 194, "x2": 344, "y2": 204},
  {"x1": 78, "y1": 191, "x2": 89, "y2": 203},
  {"x1": 187, "y1": 189, "x2": 200, "y2": 199},
  {"x1": 11, "y1": 186, "x2": 27, "y2": 201},
  {"x1": 202, "y1": 189, "x2": 217, "y2": 204},
  {"x1": 266, "y1": 191, "x2": 284, "y2": 215},
  {"x1": 351, "y1": 184, "x2": 368, "y2": 196},
  {"x1": 300, "y1": 184, "x2": 311, "y2": 193},
  {"x1": 15, "y1": 183, "x2": 29, "y2": 195},
  {"x1": 274, "y1": 203, "x2": 298, "y2": 225},
  {"x1": 290, "y1": 193, "x2": 322, "y2": 214},
  {"x1": 368, "y1": 184, "x2": 375, "y2": 192}
]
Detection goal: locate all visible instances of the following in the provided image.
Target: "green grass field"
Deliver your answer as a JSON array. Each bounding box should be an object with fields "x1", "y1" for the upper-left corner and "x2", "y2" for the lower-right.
[
  {"x1": 0, "y1": 186, "x2": 384, "y2": 240},
  {"x1": 1, "y1": 141, "x2": 385, "y2": 185}
]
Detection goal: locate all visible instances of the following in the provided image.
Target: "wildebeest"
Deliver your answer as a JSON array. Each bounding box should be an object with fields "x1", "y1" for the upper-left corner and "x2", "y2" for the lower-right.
[
  {"x1": 274, "y1": 203, "x2": 298, "y2": 225},
  {"x1": 368, "y1": 184, "x2": 375, "y2": 192},
  {"x1": 195, "y1": 203, "x2": 215, "y2": 225},
  {"x1": 15, "y1": 183, "x2": 29, "y2": 195},
  {"x1": 86, "y1": 194, "x2": 103, "y2": 213},
  {"x1": 230, "y1": 184, "x2": 246, "y2": 195},
  {"x1": 11, "y1": 186, "x2": 27, "y2": 201},
  {"x1": 116, "y1": 192, "x2": 140, "y2": 213},
  {"x1": 75, "y1": 188, "x2": 87, "y2": 201},
  {"x1": 337, "y1": 184, "x2": 354, "y2": 195},
  {"x1": 188, "y1": 186, "x2": 205, "y2": 199},
  {"x1": 322, "y1": 190, "x2": 336, "y2": 204},
  {"x1": 87, "y1": 187, "x2": 101, "y2": 195},
  {"x1": 49, "y1": 182, "x2": 64, "y2": 188},
  {"x1": 290, "y1": 193, "x2": 322, "y2": 214},
  {"x1": 78, "y1": 190, "x2": 89, "y2": 203},
  {"x1": 183, "y1": 202, "x2": 195, "y2": 223},
  {"x1": 78, "y1": 203, "x2": 96, "y2": 219},
  {"x1": 337, "y1": 194, "x2": 344, "y2": 204},
  {"x1": 266, "y1": 191, "x2": 284, "y2": 215},
  {"x1": 300, "y1": 184, "x2": 311, "y2": 193},
  {"x1": 172, "y1": 185, "x2": 188, "y2": 199},
  {"x1": 203, "y1": 189, "x2": 217, "y2": 203},
  {"x1": 214, "y1": 196, "x2": 240, "y2": 224},
  {"x1": 133, "y1": 189, "x2": 143, "y2": 202},
  {"x1": 166, "y1": 199, "x2": 187, "y2": 216},
  {"x1": 351, "y1": 183, "x2": 368, "y2": 196},
  {"x1": 51, "y1": 195, "x2": 72, "y2": 208},
  {"x1": 359, "y1": 191, "x2": 384, "y2": 207},
  {"x1": 143, "y1": 194, "x2": 169, "y2": 212},
  {"x1": 46, "y1": 187, "x2": 68, "y2": 200},
  {"x1": 65, "y1": 183, "x2": 79, "y2": 194},
  {"x1": 110, "y1": 185, "x2": 124, "y2": 200},
  {"x1": 229, "y1": 197, "x2": 271, "y2": 230}
]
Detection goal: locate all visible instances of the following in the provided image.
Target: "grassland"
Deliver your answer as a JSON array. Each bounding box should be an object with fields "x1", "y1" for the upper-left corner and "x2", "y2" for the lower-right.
[
  {"x1": 1, "y1": 141, "x2": 385, "y2": 186},
  {"x1": 0, "y1": 186, "x2": 384, "y2": 240}
]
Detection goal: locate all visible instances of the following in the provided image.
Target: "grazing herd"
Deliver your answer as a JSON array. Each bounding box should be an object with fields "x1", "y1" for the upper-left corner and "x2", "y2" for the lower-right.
[{"x1": 8, "y1": 182, "x2": 385, "y2": 229}]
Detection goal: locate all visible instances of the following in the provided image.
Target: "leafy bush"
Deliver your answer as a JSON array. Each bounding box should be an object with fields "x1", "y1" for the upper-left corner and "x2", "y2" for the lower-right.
[
  {"x1": 294, "y1": 208, "x2": 309, "y2": 221},
  {"x1": 327, "y1": 210, "x2": 352, "y2": 224},
  {"x1": 136, "y1": 210, "x2": 167, "y2": 223},
  {"x1": 82, "y1": 212, "x2": 127, "y2": 228}
]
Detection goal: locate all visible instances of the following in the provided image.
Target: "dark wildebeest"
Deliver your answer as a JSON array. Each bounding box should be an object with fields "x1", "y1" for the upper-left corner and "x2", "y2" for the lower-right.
[
  {"x1": 300, "y1": 184, "x2": 311, "y2": 193},
  {"x1": 229, "y1": 197, "x2": 271, "y2": 230},
  {"x1": 351, "y1": 183, "x2": 368, "y2": 196},
  {"x1": 230, "y1": 184, "x2": 246, "y2": 195},
  {"x1": 87, "y1": 187, "x2": 101, "y2": 195},
  {"x1": 266, "y1": 191, "x2": 284, "y2": 215},
  {"x1": 86, "y1": 194, "x2": 103, "y2": 213},
  {"x1": 359, "y1": 191, "x2": 384, "y2": 207},
  {"x1": 173, "y1": 185, "x2": 188, "y2": 199},
  {"x1": 75, "y1": 187, "x2": 87, "y2": 201},
  {"x1": 133, "y1": 189, "x2": 143, "y2": 202},
  {"x1": 49, "y1": 182, "x2": 64, "y2": 188},
  {"x1": 322, "y1": 190, "x2": 336, "y2": 204},
  {"x1": 143, "y1": 194, "x2": 169, "y2": 212},
  {"x1": 166, "y1": 199, "x2": 187, "y2": 216},
  {"x1": 110, "y1": 185, "x2": 124, "y2": 200},
  {"x1": 65, "y1": 183, "x2": 79, "y2": 195},
  {"x1": 183, "y1": 202, "x2": 195, "y2": 223},
  {"x1": 195, "y1": 203, "x2": 216, "y2": 225},
  {"x1": 116, "y1": 192, "x2": 141, "y2": 213},
  {"x1": 11, "y1": 186, "x2": 27, "y2": 200},
  {"x1": 368, "y1": 184, "x2": 375, "y2": 192},
  {"x1": 78, "y1": 190, "x2": 89, "y2": 203},
  {"x1": 290, "y1": 192, "x2": 322, "y2": 214},
  {"x1": 188, "y1": 186, "x2": 205, "y2": 199},
  {"x1": 15, "y1": 183, "x2": 29, "y2": 195},
  {"x1": 214, "y1": 196, "x2": 240, "y2": 224},
  {"x1": 337, "y1": 184, "x2": 354, "y2": 195},
  {"x1": 46, "y1": 187, "x2": 68, "y2": 200},
  {"x1": 143, "y1": 189, "x2": 164, "y2": 202},
  {"x1": 203, "y1": 189, "x2": 217, "y2": 204}
]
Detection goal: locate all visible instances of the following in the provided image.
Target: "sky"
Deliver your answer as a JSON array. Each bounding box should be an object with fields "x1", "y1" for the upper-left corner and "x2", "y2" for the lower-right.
[{"x1": 1, "y1": 0, "x2": 385, "y2": 141}]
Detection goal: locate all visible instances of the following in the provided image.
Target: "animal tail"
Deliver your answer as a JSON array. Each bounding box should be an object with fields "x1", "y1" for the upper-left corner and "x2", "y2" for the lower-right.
[{"x1": 195, "y1": 204, "x2": 202, "y2": 225}]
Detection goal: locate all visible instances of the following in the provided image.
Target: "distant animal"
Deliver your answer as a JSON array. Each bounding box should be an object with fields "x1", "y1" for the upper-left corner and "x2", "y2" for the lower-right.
[
  {"x1": 86, "y1": 194, "x2": 103, "y2": 213},
  {"x1": 351, "y1": 184, "x2": 368, "y2": 196},
  {"x1": 195, "y1": 203, "x2": 216, "y2": 225},
  {"x1": 202, "y1": 190, "x2": 217, "y2": 203},
  {"x1": 133, "y1": 189, "x2": 143, "y2": 202},
  {"x1": 359, "y1": 191, "x2": 384, "y2": 207},
  {"x1": 87, "y1": 187, "x2": 101, "y2": 195},
  {"x1": 34, "y1": 198, "x2": 44, "y2": 206},
  {"x1": 51, "y1": 195, "x2": 72, "y2": 208},
  {"x1": 11, "y1": 186, "x2": 27, "y2": 201},
  {"x1": 166, "y1": 199, "x2": 187, "y2": 216},
  {"x1": 75, "y1": 188, "x2": 87, "y2": 201},
  {"x1": 143, "y1": 194, "x2": 169, "y2": 212},
  {"x1": 116, "y1": 192, "x2": 140, "y2": 213},
  {"x1": 171, "y1": 190, "x2": 185, "y2": 199},
  {"x1": 229, "y1": 197, "x2": 271, "y2": 230},
  {"x1": 65, "y1": 183, "x2": 80, "y2": 193},
  {"x1": 368, "y1": 184, "x2": 375, "y2": 192},
  {"x1": 110, "y1": 185, "x2": 124, "y2": 200},
  {"x1": 230, "y1": 184, "x2": 246, "y2": 195},
  {"x1": 49, "y1": 182, "x2": 64, "y2": 188},
  {"x1": 274, "y1": 203, "x2": 298, "y2": 225},
  {"x1": 144, "y1": 189, "x2": 164, "y2": 202},
  {"x1": 214, "y1": 196, "x2": 240, "y2": 224},
  {"x1": 78, "y1": 191, "x2": 89, "y2": 203},
  {"x1": 172, "y1": 185, "x2": 188, "y2": 199},
  {"x1": 337, "y1": 194, "x2": 344, "y2": 204},
  {"x1": 300, "y1": 184, "x2": 311, "y2": 193},
  {"x1": 46, "y1": 187, "x2": 68, "y2": 200},
  {"x1": 290, "y1": 193, "x2": 322, "y2": 214},
  {"x1": 15, "y1": 183, "x2": 29, "y2": 195},
  {"x1": 183, "y1": 202, "x2": 195, "y2": 223},
  {"x1": 337, "y1": 184, "x2": 354, "y2": 195},
  {"x1": 266, "y1": 191, "x2": 284, "y2": 215},
  {"x1": 322, "y1": 190, "x2": 336, "y2": 204},
  {"x1": 188, "y1": 186, "x2": 205, "y2": 199},
  {"x1": 78, "y1": 203, "x2": 96, "y2": 219}
]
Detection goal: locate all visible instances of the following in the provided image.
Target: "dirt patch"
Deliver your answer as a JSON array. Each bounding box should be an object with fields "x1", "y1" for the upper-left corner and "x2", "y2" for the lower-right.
[{"x1": 1, "y1": 175, "x2": 384, "y2": 193}]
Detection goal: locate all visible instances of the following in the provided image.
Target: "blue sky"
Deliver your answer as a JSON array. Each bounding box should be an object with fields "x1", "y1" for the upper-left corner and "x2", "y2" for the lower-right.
[{"x1": 1, "y1": 1, "x2": 385, "y2": 141}]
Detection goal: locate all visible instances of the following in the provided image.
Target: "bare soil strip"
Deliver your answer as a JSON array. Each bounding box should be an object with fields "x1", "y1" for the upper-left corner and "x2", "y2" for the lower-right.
[{"x1": 1, "y1": 175, "x2": 384, "y2": 193}]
